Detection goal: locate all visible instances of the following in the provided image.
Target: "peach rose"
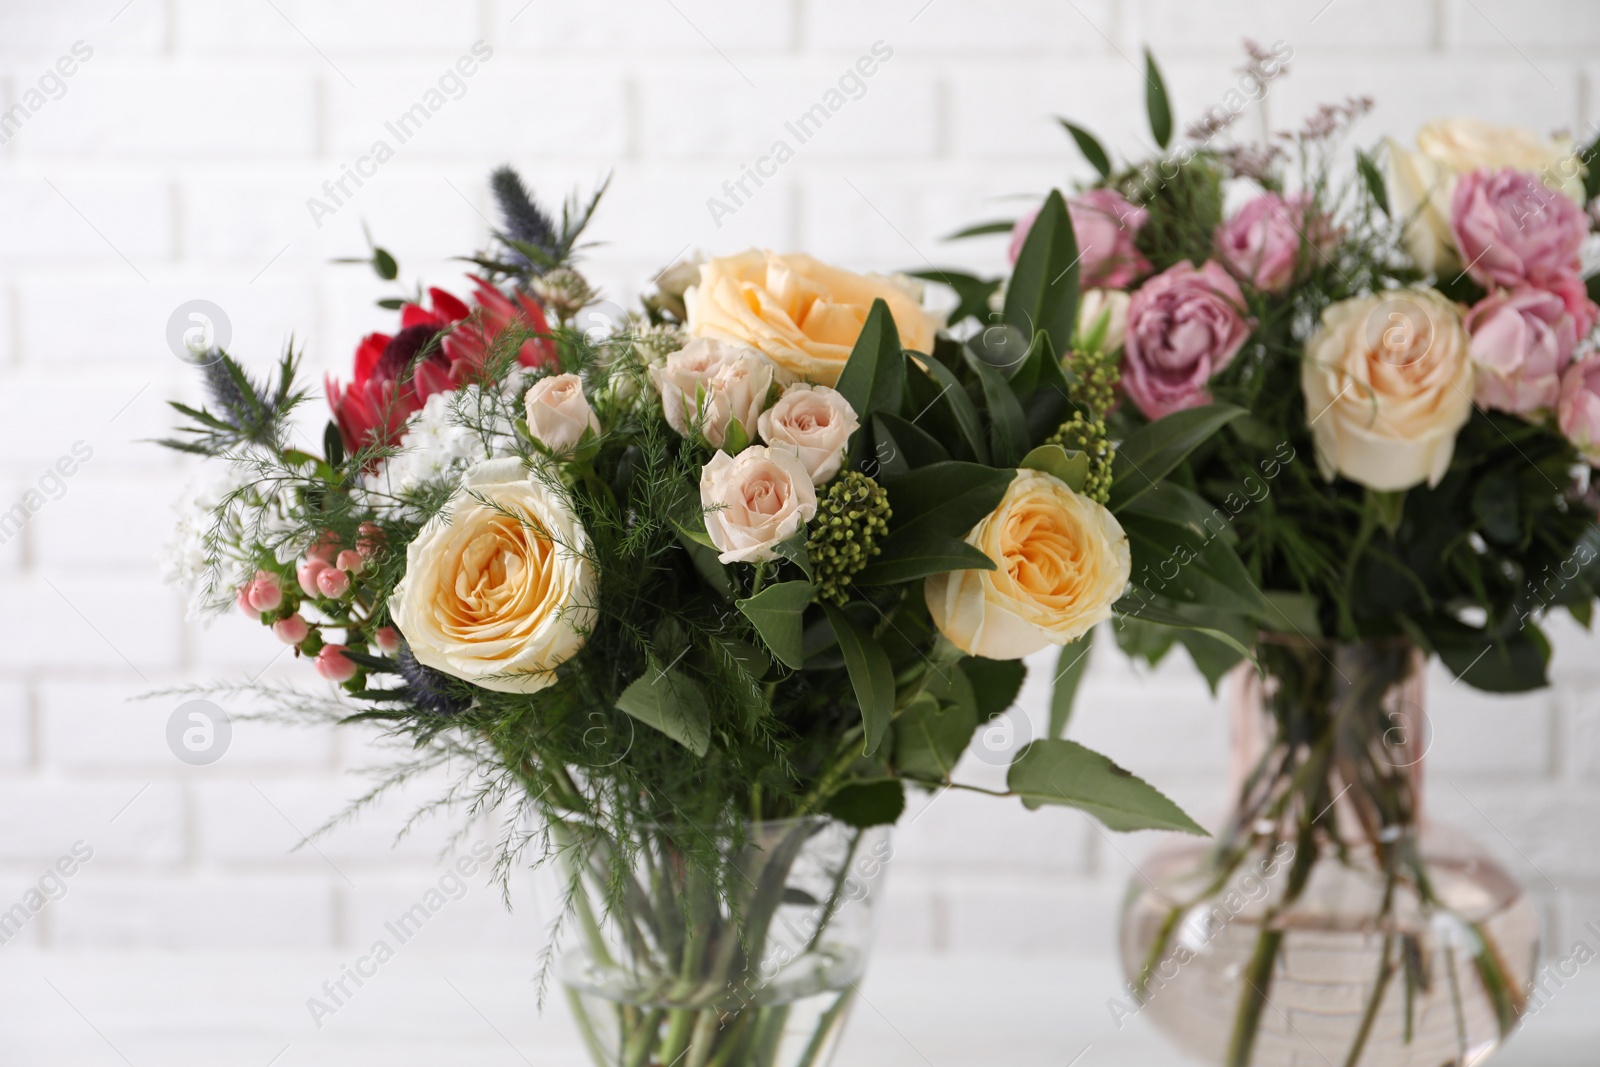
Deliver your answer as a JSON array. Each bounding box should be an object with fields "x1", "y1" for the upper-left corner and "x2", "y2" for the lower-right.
[
  {"x1": 700, "y1": 446, "x2": 818, "y2": 564},
  {"x1": 686, "y1": 250, "x2": 939, "y2": 385},
  {"x1": 524, "y1": 373, "x2": 599, "y2": 453},
  {"x1": 389, "y1": 458, "x2": 596, "y2": 694},
  {"x1": 702, "y1": 350, "x2": 777, "y2": 448},
  {"x1": 925, "y1": 469, "x2": 1130, "y2": 660},
  {"x1": 649, "y1": 337, "x2": 747, "y2": 438},
  {"x1": 756, "y1": 383, "x2": 859, "y2": 484},
  {"x1": 1301, "y1": 289, "x2": 1475, "y2": 492}
]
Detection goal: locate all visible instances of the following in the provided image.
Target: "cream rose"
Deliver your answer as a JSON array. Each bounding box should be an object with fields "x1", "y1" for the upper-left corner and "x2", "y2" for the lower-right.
[
  {"x1": 756, "y1": 383, "x2": 859, "y2": 484},
  {"x1": 1077, "y1": 288, "x2": 1131, "y2": 353},
  {"x1": 700, "y1": 446, "x2": 818, "y2": 564},
  {"x1": 1387, "y1": 118, "x2": 1582, "y2": 274},
  {"x1": 1301, "y1": 289, "x2": 1475, "y2": 492},
  {"x1": 389, "y1": 458, "x2": 596, "y2": 694},
  {"x1": 524, "y1": 373, "x2": 599, "y2": 453},
  {"x1": 686, "y1": 250, "x2": 941, "y2": 386},
  {"x1": 702, "y1": 350, "x2": 777, "y2": 448},
  {"x1": 925, "y1": 469, "x2": 1130, "y2": 660},
  {"x1": 648, "y1": 337, "x2": 748, "y2": 438}
]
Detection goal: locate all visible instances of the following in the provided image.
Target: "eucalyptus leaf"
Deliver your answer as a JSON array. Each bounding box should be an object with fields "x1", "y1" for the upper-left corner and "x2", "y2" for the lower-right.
[
  {"x1": 823, "y1": 780, "x2": 906, "y2": 828},
  {"x1": 892, "y1": 693, "x2": 978, "y2": 782},
  {"x1": 1007, "y1": 738, "x2": 1205, "y2": 834}
]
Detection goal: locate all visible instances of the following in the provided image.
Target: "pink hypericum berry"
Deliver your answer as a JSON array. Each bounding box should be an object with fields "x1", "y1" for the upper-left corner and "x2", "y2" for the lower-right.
[
  {"x1": 357, "y1": 523, "x2": 385, "y2": 559},
  {"x1": 273, "y1": 614, "x2": 311, "y2": 644},
  {"x1": 314, "y1": 644, "x2": 357, "y2": 683},
  {"x1": 297, "y1": 558, "x2": 330, "y2": 597},
  {"x1": 373, "y1": 626, "x2": 401, "y2": 655},
  {"x1": 241, "y1": 570, "x2": 283, "y2": 613},
  {"x1": 307, "y1": 532, "x2": 341, "y2": 563},
  {"x1": 316, "y1": 566, "x2": 351, "y2": 599},
  {"x1": 335, "y1": 549, "x2": 364, "y2": 573}
]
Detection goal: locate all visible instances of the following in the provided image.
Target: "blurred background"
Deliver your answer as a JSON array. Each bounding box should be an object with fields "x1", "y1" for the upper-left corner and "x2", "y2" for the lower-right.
[{"x1": 2, "y1": 0, "x2": 1599, "y2": 1063}]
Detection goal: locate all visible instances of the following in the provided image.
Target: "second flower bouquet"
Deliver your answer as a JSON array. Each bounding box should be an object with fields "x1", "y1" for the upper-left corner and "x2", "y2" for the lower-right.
[{"x1": 161, "y1": 168, "x2": 1248, "y2": 1067}]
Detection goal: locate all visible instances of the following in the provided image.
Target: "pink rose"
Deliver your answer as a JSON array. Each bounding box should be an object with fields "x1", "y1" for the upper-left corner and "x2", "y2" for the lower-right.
[
  {"x1": 1558, "y1": 358, "x2": 1600, "y2": 464},
  {"x1": 1450, "y1": 167, "x2": 1587, "y2": 289},
  {"x1": 1214, "y1": 193, "x2": 1326, "y2": 294},
  {"x1": 1464, "y1": 288, "x2": 1577, "y2": 415},
  {"x1": 1122, "y1": 261, "x2": 1253, "y2": 419},
  {"x1": 1009, "y1": 189, "x2": 1151, "y2": 289},
  {"x1": 1544, "y1": 274, "x2": 1600, "y2": 338}
]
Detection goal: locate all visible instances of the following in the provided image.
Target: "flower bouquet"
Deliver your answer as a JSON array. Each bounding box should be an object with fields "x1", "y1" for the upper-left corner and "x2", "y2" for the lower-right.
[
  {"x1": 160, "y1": 166, "x2": 1246, "y2": 1067},
  {"x1": 942, "y1": 46, "x2": 1600, "y2": 1067}
]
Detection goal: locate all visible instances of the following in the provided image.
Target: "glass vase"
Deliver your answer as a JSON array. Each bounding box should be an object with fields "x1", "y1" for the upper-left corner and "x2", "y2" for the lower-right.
[
  {"x1": 1119, "y1": 636, "x2": 1541, "y2": 1067},
  {"x1": 558, "y1": 816, "x2": 889, "y2": 1067}
]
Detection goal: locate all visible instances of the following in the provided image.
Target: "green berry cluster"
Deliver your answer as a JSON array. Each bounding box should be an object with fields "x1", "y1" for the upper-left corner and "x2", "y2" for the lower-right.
[
  {"x1": 1048, "y1": 347, "x2": 1121, "y2": 505},
  {"x1": 807, "y1": 471, "x2": 891, "y2": 605}
]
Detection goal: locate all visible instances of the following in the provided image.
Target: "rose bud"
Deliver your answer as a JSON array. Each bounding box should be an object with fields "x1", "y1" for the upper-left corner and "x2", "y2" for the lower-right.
[
  {"x1": 297, "y1": 558, "x2": 331, "y2": 597},
  {"x1": 307, "y1": 532, "x2": 341, "y2": 563},
  {"x1": 273, "y1": 614, "x2": 311, "y2": 644},
  {"x1": 314, "y1": 644, "x2": 357, "y2": 683},
  {"x1": 373, "y1": 626, "x2": 401, "y2": 655},
  {"x1": 316, "y1": 566, "x2": 351, "y2": 598},
  {"x1": 336, "y1": 549, "x2": 364, "y2": 573},
  {"x1": 357, "y1": 523, "x2": 385, "y2": 559}
]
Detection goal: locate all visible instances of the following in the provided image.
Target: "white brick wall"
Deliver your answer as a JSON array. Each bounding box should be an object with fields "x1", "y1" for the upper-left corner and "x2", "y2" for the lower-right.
[{"x1": 2, "y1": 0, "x2": 1598, "y2": 966}]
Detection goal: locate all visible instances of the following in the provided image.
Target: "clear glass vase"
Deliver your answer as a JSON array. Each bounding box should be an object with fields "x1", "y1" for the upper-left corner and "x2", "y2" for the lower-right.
[
  {"x1": 1119, "y1": 636, "x2": 1541, "y2": 1067},
  {"x1": 558, "y1": 816, "x2": 889, "y2": 1067}
]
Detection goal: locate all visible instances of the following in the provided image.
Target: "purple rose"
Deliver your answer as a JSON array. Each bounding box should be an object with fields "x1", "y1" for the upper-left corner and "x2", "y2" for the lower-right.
[
  {"x1": 1450, "y1": 167, "x2": 1587, "y2": 289},
  {"x1": 1214, "y1": 192, "x2": 1328, "y2": 294},
  {"x1": 1122, "y1": 261, "x2": 1253, "y2": 419},
  {"x1": 1009, "y1": 188, "x2": 1150, "y2": 288},
  {"x1": 1559, "y1": 357, "x2": 1600, "y2": 465},
  {"x1": 1464, "y1": 287, "x2": 1578, "y2": 415}
]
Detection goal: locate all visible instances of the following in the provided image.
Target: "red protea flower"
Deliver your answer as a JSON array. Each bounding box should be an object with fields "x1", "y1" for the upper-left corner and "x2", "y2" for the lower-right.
[{"x1": 326, "y1": 281, "x2": 557, "y2": 453}]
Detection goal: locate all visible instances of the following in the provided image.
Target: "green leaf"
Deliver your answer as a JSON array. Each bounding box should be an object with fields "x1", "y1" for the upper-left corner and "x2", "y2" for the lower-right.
[
  {"x1": 965, "y1": 351, "x2": 1029, "y2": 466},
  {"x1": 960, "y1": 657, "x2": 1026, "y2": 719},
  {"x1": 1370, "y1": 488, "x2": 1408, "y2": 536},
  {"x1": 1057, "y1": 118, "x2": 1112, "y2": 178},
  {"x1": 1113, "y1": 596, "x2": 1258, "y2": 664},
  {"x1": 834, "y1": 298, "x2": 905, "y2": 419},
  {"x1": 322, "y1": 420, "x2": 346, "y2": 469},
  {"x1": 675, "y1": 528, "x2": 733, "y2": 599},
  {"x1": 373, "y1": 247, "x2": 399, "y2": 281},
  {"x1": 1048, "y1": 630, "x2": 1094, "y2": 738},
  {"x1": 855, "y1": 532, "x2": 995, "y2": 586},
  {"x1": 772, "y1": 530, "x2": 814, "y2": 580},
  {"x1": 824, "y1": 604, "x2": 896, "y2": 756},
  {"x1": 909, "y1": 269, "x2": 1003, "y2": 325},
  {"x1": 1144, "y1": 48, "x2": 1173, "y2": 149},
  {"x1": 1007, "y1": 738, "x2": 1205, "y2": 834},
  {"x1": 615, "y1": 668, "x2": 712, "y2": 756},
  {"x1": 1177, "y1": 630, "x2": 1244, "y2": 694},
  {"x1": 871, "y1": 412, "x2": 950, "y2": 473},
  {"x1": 892, "y1": 693, "x2": 979, "y2": 782},
  {"x1": 1019, "y1": 444, "x2": 1090, "y2": 494},
  {"x1": 737, "y1": 580, "x2": 815, "y2": 670},
  {"x1": 881, "y1": 461, "x2": 1014, "y2": 537},
  {"x1": 376, "y1": 297, "x2": 407, "y2": 310},
  {"x1": 1120, "y1": 511, "x2": 1269, "y2": 617},
  {"x1": 1108, "y1": 404, "x2": 1247, "y2": 512},
  {"x1": 723, "y1": 416, "x2": 750, "y2": 454},
  {"x1": 1470, "y1": 470, "x2": 1519, "y2": 545},
  {"x1": 1262, "y1": 591, "x2": 1321, "y2": 638},
  {"x1": 1120, "y1": 482, "x2": 1236, "y2": 545},
  {"x1": 913, "y1": 356, "x2": 989, "y2": 464},
  {"x1": 823, "y1": 780, "x2": 906, "y2": 828},
  {"x1": 944, "y1": 220, "x2": 1016, "y2": 239},
  {"x1": 1434, "y1": 626, "x2": 1549, "y2": 693},
  {"x1": 1003, "y1": 189, "x2": 1079, "y2": 362},
  {"x1": 1357, "y1": 150, "x2": 1390, "y2": 216},
  {"x1": 1582, "y1": 134, "x2": 1600, "y2": 204}
]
